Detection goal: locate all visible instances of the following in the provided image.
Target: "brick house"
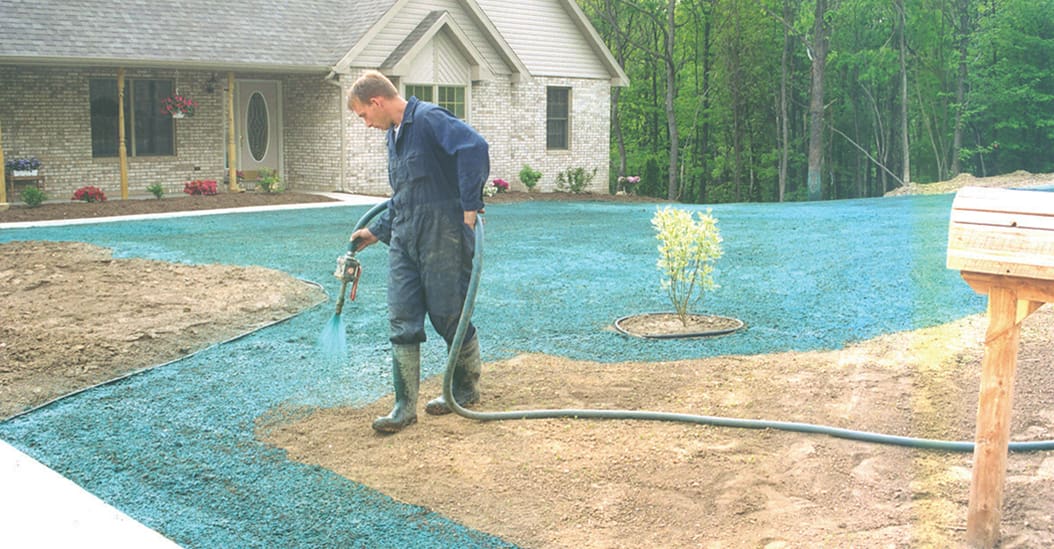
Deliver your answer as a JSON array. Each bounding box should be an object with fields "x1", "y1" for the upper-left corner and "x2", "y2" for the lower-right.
[{"x1": 0, "y1": 0, "x2": 627, "y2": 202}]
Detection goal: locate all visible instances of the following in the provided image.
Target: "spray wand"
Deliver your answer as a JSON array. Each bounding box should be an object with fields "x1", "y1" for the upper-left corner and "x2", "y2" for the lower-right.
[
  {"x1": 333, "y1": 240, "x2": 362, "y2": 315},
  {"x1": 330, "y1": 200, "x2": 389, "y2": 317}
]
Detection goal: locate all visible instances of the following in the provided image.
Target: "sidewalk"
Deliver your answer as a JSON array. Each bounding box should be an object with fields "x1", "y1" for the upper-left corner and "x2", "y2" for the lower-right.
[
  {"x1": 0, "y1": 192, "x2": 386, "y2": 229},
  {"x1": 0, "y1": 440, "x2": 182, "y2": 548}
]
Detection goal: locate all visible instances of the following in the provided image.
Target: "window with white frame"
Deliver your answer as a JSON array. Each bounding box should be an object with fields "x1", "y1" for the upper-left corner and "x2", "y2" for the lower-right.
[
  {"x1": 405, "y1": 84, "x2": 466, "y2": 119},
  {"x1": 90, "y1": 78, "x2": 175, "y2": 157},
  {"x1": 546, "y1": 86, "x2": 570, "y2": 150}
]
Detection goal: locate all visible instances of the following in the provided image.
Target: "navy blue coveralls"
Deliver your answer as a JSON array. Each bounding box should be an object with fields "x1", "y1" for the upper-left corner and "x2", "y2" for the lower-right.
[{"x1": 368, "y1": 97, "x2": 490, "y2": 346}]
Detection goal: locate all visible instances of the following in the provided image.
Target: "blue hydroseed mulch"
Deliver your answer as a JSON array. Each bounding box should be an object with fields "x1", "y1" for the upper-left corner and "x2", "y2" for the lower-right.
[{"x1": 0, "y1": 194, "x2": 983, "y2": 547}]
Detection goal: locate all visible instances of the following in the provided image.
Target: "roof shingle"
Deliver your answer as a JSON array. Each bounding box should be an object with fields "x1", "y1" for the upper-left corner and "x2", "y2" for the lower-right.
[{"x1": 0, "y1": 0, "x2": 398, "y2": 70}]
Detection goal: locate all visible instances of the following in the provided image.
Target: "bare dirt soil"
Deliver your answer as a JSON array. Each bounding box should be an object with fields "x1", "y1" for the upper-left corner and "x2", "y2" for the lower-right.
[
  {"x1": 4, "y1": 176, "x2": 1054, "y2": 547},
  {"x1": 883, "y1": 170, "x2": 1054, "y2": 196},
  {"x1": 0, "y1": 241, "x2": 324, "y2": 419}
]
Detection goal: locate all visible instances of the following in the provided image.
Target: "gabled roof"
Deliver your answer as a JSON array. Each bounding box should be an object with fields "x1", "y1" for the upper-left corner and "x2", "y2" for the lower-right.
[
  {"x1": 380, "y1": 11, "x2": 493, "y2": 81},
  {"x1": 556, "y1": 0, "x2": 629, "y2": 86},
  {"x1": 333, "y1": 0, "x2": 529, "y2": 82},
  {"x1": 0, "y1": 0, "x2": 397, "y2": 71},
  {"x1": 0, "y1": 0, "x2": 624, "y2": 86}
]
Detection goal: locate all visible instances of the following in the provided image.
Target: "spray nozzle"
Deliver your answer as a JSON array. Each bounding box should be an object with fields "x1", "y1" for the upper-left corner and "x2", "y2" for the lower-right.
[{"x1": 333, "y1": 246, "x2": 363, "y2": 316}]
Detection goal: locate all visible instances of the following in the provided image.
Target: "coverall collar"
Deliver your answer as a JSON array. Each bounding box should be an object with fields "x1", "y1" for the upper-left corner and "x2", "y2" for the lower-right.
[{"x1": 390, "y1": 96, "x2": 421, "y2": 146}]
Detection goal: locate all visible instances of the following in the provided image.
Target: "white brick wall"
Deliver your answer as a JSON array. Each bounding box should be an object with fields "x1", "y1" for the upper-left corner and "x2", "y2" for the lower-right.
[
  {"x1": 505, "y1": 76, "x2": 611, "y2": 193},
  {"x1": 1, "y1": 65, "x2": 613, "y2": 201},
  {"x1": 337, "y1": 72, "x2": 613, "y2": 196}
]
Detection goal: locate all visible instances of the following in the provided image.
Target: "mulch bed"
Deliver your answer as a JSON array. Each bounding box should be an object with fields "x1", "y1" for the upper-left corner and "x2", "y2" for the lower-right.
[{"x1": 0, "y1": 192, "x2": 342, "y2": 223}]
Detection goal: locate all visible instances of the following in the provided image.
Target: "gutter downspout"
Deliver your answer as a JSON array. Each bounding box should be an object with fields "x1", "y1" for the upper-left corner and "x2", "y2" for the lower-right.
[{"x1": 324, "y1": 70, "x2": 346, "y2": 193}]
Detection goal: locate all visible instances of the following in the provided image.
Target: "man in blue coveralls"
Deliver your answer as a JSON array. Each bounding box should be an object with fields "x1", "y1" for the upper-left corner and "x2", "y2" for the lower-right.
[{"x1": 347, "y1": 71, "x2": 489, "y2": 433}]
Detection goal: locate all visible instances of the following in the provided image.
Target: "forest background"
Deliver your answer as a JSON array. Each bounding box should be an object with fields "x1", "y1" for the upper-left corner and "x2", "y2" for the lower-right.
[{"x1": 579, "y1": 0, "x2": 1053, "y2": 203}]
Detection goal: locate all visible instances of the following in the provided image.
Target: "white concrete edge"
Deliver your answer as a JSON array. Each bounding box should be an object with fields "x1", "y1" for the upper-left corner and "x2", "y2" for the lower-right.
[
  {"x1": 0, "y1": 439, "x2": 183, "y2": 548},
  {"x1": 0, "y1": 193, "x2": 386, "y2": 230}
]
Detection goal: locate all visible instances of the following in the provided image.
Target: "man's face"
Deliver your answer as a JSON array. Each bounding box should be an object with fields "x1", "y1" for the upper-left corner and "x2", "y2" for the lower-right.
[{"x1": 350, "y1": 97, "x2": 391, "y2": 131}]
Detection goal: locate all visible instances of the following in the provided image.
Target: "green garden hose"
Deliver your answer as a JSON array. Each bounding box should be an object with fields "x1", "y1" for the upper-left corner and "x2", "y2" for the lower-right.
[{"x1": 352, "y1": 203, "x2": 1054, "y2": 453}]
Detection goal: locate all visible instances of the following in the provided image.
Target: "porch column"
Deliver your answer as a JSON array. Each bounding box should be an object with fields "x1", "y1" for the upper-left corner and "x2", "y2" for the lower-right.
[
  {"x1": 118, "y1": 68, "x2": 129, "y2": 200},
  {"x1": 0, "y1": 119, "x2": 7, "y2": 205},
  {"x1": 227, "y1": 72, "x2": 238, "y2": 192}
]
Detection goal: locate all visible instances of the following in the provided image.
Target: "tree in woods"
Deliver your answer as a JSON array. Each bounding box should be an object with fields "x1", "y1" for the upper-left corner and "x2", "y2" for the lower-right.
[{"x1": 582, "y1": 0, "x2": 1054, "y2": 204}]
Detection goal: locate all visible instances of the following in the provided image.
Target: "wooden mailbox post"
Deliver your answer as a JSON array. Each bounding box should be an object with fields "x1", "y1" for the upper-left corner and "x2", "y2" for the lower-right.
[{"x1": 946, "y1": 186, "x2": 1054, "y2": 547}]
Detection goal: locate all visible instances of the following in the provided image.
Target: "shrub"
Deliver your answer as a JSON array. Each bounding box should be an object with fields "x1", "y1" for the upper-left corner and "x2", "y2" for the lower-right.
[
  {"x1": 146, "y1": 183, "x2": 165, "y2": 199},
  {"x1": 20, "y1": 186, "x2": 47, "y2": 207},
  {"x1": 518, "y1": 165, "x2": 542, "y2": 192},
  {"x1": 184, "y1": 179, "x2": 218, "y2": 196},
  {"x1": 257, "y1": 168, "x2": 284, "y2": 194},
  {"x1": 555, "y1": 167, "x2": 596, "y2": 194},
  {"x1": 652, "y1": 207, "x2": 723, "y2": 326},
  {"x1": 72, "y1": 186, "x2": 107, "y2": 202}
]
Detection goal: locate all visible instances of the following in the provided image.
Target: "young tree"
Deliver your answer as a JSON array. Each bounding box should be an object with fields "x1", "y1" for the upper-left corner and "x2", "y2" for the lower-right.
[{"x1": 652, "y1": 207, "x2": 723, "y2": 325}]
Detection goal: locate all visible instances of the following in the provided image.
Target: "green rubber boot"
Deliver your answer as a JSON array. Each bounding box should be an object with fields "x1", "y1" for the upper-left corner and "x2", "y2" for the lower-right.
[
  {"x1": 372, "y1": 344, "x2": 420, "y2": 433},
  {"x1": 425, "y1": 336, "x2": 481, "y2": 416}
]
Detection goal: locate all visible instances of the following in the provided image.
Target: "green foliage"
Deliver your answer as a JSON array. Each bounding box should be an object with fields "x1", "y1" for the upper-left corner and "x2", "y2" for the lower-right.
[
  {"x1": 19, "y1": 186, "x2": 47, "y2": 207},
  {"x1": 555, "y1": 167, "x2": 597, "y2": 194},
  {"x1": 257, "y1": 168, "x2": 284, "y2": 194},
  {"x1": 964, "y1": 0, "x2": 1054, "y2": 175},
  {"x1": 652, "y1": 207, "x2": 723, "y2": 326},
  {"x1": 582, "y1": 0, "x2": 1054, "y2": 203},
  {"x1": 518, "y1": 164, "x2": 542, "y2": 192},
  {"x1": 146, "y1": 183, "x2": 165, "y2": 199}
]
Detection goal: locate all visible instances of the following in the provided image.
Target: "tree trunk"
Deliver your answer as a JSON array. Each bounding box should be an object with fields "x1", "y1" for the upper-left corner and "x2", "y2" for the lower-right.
[
  {"x1": 951, "y1": 0, "x2": 971, "y2": 177},
  {"x1": 897, "y1": 0, "x2": 910, "y2": 187},
  {"x1": 778, "y1": 0, "x2": 792, "y2": 202},
  {"x1": 665, "y1": 0, "x2": 680, "y2": 200},
  {"x1": 806, "y1": 0, "x2": 830, "y2": 201}
]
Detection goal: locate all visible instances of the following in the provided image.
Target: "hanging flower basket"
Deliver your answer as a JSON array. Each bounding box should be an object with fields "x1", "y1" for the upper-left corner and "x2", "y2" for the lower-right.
[{"x1": 161, "y1": 94, "x2": 197, "y2": 118}]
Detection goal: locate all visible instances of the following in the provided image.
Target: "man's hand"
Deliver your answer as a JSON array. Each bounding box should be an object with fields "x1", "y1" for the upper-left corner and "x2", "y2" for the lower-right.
[
  {"x1": 464, "y1": 210, "x2": 480, "y2": 228},
  {"x1": 350, "y1": 228, "x2": 378, "y2": 251}
]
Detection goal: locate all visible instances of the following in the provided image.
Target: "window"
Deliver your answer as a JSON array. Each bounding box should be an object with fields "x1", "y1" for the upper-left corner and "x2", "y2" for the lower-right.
[
  {"x1": 405, "y1": 85, "x2": 433, "y2": 103},
  {"x1": 90, "y1": 78, "x2": 174, "y2": 157},
  {"x1": 405, "y1": 84, "x2": 466, "y2": 119},
  {"x1": 437, "y1": 86, "x2": 465, "y2": 119},
  {"x1": 547, "y1": 87, "x2": 570, "y2": 150}
]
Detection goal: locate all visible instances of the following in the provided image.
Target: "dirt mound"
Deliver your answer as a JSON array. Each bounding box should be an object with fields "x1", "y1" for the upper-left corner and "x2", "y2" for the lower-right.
[{"x1": 885, "y1": 170, "x2": 1054, "y2": 196}]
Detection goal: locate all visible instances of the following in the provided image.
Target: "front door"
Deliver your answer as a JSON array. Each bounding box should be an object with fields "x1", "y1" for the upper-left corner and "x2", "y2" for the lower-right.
[{"x1": 236, "y1": 80, "x2": 281, "y2": 178}]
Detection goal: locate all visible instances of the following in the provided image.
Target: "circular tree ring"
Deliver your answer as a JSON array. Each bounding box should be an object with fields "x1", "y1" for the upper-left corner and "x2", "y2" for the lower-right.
[{"x1": 614, "y1": 312, "x2": 744, "y2": 339}]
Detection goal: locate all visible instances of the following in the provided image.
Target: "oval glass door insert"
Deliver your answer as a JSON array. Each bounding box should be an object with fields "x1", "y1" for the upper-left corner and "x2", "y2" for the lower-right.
[{"x1": 247, "y1": 92, "x2": 269, "y2": 161}]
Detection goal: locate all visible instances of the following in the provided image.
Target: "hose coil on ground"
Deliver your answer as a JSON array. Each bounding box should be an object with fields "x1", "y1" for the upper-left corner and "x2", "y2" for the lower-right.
[{"x1": 353, "y1": 203, "x2": 1054, "y2": 453}]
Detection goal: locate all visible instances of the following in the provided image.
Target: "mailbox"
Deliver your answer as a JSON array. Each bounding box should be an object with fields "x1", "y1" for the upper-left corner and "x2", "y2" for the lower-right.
[{"x1": 946, "y1": 185, "x2": 1054, "y2": 548}]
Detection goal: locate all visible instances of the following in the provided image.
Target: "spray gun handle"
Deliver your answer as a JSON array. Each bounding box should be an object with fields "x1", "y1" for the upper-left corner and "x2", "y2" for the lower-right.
[{"x1": 348, "y1": 237, "x2": 363, "y2": 254}]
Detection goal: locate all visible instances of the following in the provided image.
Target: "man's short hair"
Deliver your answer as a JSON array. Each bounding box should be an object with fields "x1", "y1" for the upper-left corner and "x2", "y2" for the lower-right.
[{"x1": 349, "y1": 70, "x2": 399, "y2": 105}]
